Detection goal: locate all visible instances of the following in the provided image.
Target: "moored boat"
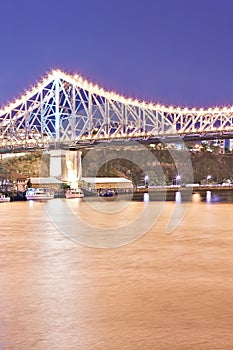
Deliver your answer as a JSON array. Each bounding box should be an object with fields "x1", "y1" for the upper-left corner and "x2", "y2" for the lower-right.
[
  {"x1": 0, "y1": 195, "x2": 11, "y2": 203},
  {"x1": 26, "y1": 188, "x2": 54, "y2": 200},
  {"x1": 100, "y1": 189, "x2": 116, "y2": 197},
  {"x1": 65, "y1": 189, "x2": 84, "y2": 199}
]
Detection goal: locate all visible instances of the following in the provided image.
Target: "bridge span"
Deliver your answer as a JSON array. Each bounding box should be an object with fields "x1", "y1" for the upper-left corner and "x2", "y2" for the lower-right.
[{"x1": 1, "y1": 70, "x2": 233, "y2": 153}]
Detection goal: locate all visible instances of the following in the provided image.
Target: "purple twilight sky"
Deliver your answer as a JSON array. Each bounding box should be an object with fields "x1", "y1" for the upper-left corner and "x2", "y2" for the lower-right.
[{"x1": 1, "y1": 0, "x2": 233, "y2": 108}]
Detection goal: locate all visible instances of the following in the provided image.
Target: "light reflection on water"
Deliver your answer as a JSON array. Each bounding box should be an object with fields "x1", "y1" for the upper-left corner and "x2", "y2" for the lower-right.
[
  {"x1": 192, "y1": 193, "x2": 201, "y2": 202},
  {"x1": 175, "y1": 191, "x2": 182, "y2": 203},
  {"x1": 206, "y1": 190, "x2": 212, "y2": 203},
  {"x1": 143, "y1": 190, "x2": 233, "y2": 204},
  {"x1": 0, "y1": 200, "x2": 233, "y2": 349},
  {"x1": 143, "y1": 193, "x2": 149, "y2": 202}
]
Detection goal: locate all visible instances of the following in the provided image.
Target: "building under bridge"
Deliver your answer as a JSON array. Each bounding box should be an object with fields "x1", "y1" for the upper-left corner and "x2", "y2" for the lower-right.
[{"x1": 81, "y1": 177, "x2": 133, "y2": 192}]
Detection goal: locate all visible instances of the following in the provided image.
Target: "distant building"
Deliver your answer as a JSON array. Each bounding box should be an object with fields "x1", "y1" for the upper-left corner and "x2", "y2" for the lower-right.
[
  {"x1": 81, "y1": 177, "x2": 133, "y2": 191},
  {"x1": 0, "y1": 178, "x2": 14, "y2": 192},
  {"x1": 0, "y1": 170, "x2": 27, "y2": 192},
  {"x1": 229, "y1": 139, "x2": 233, "y2": 152},
  {"x1": 30, "y1": 177, "x2": 63, "y2": 190},
  {"x1": 9, "y1": 171, "x2": 28, "y2": 191},
  {"x1": 218, "y1": 139, "x2": 225, "y2": 154},
  {"x1": 189, "y1": 139, "x2": 226, "y2": 154}
]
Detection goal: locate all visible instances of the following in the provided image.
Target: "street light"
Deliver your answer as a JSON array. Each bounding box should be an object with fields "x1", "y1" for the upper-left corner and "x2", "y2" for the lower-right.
[
  {"x1": 144, "y1": 175, "x2": 149, "y2": 188},
  {"x1": 176, "y1": 175, "x2": 181, "y2": 186}
]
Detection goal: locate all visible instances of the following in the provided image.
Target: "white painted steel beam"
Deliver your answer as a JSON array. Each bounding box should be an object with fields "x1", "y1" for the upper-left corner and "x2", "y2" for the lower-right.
[{"x1": 1, "y1": 69, "x2": 233, "y2": 151}]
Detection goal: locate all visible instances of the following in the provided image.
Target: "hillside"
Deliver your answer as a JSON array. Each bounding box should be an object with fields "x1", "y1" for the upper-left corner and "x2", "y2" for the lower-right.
[
  {"x1": 0, "y1": 148, "x2": 233, "y2": 185},
  {"x1": 82, "y1": 147, "x2": 233, "y2": 185},
  {"x1": 0, "y1": 152, "x2": 49, "y2": 179}
]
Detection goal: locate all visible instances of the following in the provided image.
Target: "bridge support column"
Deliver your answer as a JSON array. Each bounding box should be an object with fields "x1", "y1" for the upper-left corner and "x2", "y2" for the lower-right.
[{"x1": 49, "y1": 150, "x2": 82, "y2": 186}]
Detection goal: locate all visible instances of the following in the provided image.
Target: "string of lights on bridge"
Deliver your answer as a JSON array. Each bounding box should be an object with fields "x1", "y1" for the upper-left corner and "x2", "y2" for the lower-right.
[{"x1": 1, "y1": 69, "x2": 233, "y2": 117}]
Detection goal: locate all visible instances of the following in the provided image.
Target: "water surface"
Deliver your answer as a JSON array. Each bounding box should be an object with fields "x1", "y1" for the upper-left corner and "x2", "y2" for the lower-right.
[{"x1": 0, "y1": 200, "x2": 233, "y2": 349}]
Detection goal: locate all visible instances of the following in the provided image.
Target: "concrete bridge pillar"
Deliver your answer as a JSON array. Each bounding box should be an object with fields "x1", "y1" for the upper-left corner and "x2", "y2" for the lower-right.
[{"x1": 49, "y1": 149, "x2": 82, "y2": 186}]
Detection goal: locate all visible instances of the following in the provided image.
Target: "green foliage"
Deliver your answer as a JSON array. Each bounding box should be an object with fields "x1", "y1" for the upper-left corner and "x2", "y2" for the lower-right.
[
  {"x1": 1, "y1": 148, "x2": 233, "y2": 186},
  {"x1": 1, "y1": 152, "x2": 42, "y2": 177},
  {"x1": 62, "y1": 183, "x2": 70, "y2": 190},
  {"x1": 26, "y1": 178, "x2": 32, "y2": 188}
]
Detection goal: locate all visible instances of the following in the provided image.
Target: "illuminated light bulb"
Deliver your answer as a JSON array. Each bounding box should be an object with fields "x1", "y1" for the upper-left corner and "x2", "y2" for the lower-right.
[
  {"x1": 53, "y1": 69, "x2": 58, "y2": 77},
  {"x1": 141, "y1": 101, "x2": 146, "y2": 108},
  {"x1": 110, "y1": 92, "x2": 116, "y2": 99},
  {"x1": 114, "y1": 94, "x2": 119, "y2": 102},
  {"x1": 222, "y1": 107, "x2": 227, "y2": 113},
  {"x1": 82, "y1": 81, "x2": 88, "y2": 89},
  {"x1": 104, "y1": 91, "x2": 109, "y2": 99}
]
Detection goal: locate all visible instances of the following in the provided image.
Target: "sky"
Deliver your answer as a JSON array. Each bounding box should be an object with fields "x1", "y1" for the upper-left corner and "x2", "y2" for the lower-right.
[{"x1": 1, "y1": 0, "x2": 233, "y2": 108}]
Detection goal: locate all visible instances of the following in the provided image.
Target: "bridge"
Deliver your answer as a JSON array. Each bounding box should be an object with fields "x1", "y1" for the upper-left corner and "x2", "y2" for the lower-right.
[{"x1": 1, "y1": 69, "x2": 233, "y2": 152}]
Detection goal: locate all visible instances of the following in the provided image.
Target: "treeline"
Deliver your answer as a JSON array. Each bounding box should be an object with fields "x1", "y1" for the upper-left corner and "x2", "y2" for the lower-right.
[
  {"x1": 1, "y1": 149, "x2": 233, "y2": 185},
  {"x1": 82, "y1": 148, "x2": 233, "y2": 185},
  {"x1": 0, "y1": 152, "x2": 49, "y2": 179}
]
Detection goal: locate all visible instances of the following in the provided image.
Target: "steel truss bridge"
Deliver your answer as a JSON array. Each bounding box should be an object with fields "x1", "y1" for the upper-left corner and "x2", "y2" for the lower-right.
[{"x1": 1, "y1": 69, "x2": 233, "y2": 152}]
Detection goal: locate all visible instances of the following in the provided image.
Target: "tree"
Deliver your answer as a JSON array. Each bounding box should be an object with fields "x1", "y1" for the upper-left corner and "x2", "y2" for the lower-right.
[{"x1": 26, "y1": 178, "x2": 32, "y2": 189}]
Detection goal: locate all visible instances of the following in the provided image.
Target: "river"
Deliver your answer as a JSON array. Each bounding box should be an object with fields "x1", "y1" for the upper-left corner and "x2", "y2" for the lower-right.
[{"x1": 0, "y1": 198, "x2": 233, "y2": 349}]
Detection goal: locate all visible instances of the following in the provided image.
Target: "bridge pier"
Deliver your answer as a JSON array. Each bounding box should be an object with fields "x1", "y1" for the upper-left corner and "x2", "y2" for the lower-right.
[{"x1": 49, "y1": 149, "x2": 82, "y2": 186}]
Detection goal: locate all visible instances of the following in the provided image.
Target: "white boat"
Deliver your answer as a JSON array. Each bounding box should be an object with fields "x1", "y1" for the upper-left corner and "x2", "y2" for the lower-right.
[
  {"x1": 26, "y1": 187, "x2": 54, "y2": 200},
  {"x1": 65, "y1": 189, "x2": 84, "y2": 199},
  {"x1": 0, "y1": 195, "x2": 11, "y2": 203}
]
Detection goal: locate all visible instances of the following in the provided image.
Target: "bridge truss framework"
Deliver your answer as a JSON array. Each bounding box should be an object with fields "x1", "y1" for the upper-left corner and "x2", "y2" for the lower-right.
[{"x1": 1, "y1": 70, "x2": 233, "y2": 151}]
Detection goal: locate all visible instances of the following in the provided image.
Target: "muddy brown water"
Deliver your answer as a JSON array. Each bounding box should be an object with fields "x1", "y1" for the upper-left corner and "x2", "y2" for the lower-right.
[{"x1": 0, "y1": 199, "x2": 233, "y2": 349}]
